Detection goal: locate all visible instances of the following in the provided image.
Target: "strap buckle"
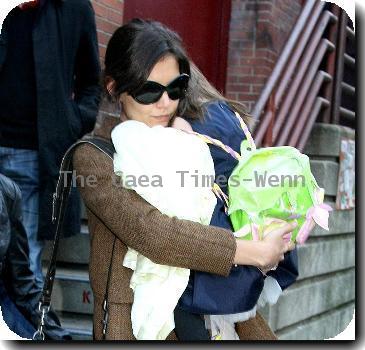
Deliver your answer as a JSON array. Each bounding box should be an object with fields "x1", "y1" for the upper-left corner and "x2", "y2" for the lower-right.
[
  {"x1": 51, "y1": 192, "x2": 57, "y2": 223},
  {"x1": 102, "y1": 299, "x2": 109, "y2": 336},
  {"x1": 32, "y1": 302, "x2": 50, "y2": 340}
]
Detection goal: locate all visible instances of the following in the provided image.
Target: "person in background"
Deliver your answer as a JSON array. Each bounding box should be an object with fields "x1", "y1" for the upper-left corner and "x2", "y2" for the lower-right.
[
  {"x1": 0, "y1": 0, "x2": 101, "y2": 288},
  {"x1": 0, "y1": 173, "x2": 71, "y2": 339}
]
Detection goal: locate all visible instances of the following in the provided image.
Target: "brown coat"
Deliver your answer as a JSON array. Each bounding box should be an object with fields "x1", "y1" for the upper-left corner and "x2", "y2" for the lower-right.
[{"x1": 72, "y1": 119, "x2": 276, "y2": 340}]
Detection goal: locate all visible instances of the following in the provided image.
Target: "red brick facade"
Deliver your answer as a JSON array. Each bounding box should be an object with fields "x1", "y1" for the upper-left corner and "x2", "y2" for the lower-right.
[
  {"x1": 90, "y1": 0, "x2": 124, "y2": 124},
  {"x1": 91, "y1": 0, "x2": 124, "y2": 63},
  {"x1": 90, "y1": 0, "x2": 303, "y2": 122},
  {"x1": 226, "y1": 0, "x2": 303, "y2": 112}
]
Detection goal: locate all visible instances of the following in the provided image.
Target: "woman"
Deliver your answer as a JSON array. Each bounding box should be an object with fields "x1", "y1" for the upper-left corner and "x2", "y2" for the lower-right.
[{"x1": 73, "y1": 18, "x2": 295, "y2": 340}]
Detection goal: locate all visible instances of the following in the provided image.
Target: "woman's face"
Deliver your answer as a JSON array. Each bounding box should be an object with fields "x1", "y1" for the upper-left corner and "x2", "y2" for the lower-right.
[{"x1": 119, "y1": 55, "x2": 180, "y2": 127}]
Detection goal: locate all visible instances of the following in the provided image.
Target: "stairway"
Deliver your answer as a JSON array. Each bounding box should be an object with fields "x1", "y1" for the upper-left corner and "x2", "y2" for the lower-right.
[
  {"x1": 251, "y1": 0, "x2": 355, "y2": 149},
  {"x1": 258, "y1": 123, "x2": 355, "y2": 340},
  {"x1": 338, "y1": 16, "x2": 355, "y2": 128},
  {"x1": 42, "y1": 208, "x2": 93, "y2": 340}
]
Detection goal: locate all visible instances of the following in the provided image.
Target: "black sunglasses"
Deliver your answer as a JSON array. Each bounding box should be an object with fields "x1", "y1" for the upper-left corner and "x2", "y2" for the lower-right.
[{"x1": 131, "y1": 73, "x2": 190, "y2": 105}]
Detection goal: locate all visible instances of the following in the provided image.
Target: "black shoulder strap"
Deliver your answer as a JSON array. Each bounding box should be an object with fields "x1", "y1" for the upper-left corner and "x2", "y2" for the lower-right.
[{"x1": 34, "y1": 137, "x2": 115, "y2": 340}]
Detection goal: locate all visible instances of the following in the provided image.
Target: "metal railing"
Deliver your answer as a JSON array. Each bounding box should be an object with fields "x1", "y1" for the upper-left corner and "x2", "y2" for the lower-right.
[{"x1": 251, "y1": 0, "x2": 355, "y2": 149}]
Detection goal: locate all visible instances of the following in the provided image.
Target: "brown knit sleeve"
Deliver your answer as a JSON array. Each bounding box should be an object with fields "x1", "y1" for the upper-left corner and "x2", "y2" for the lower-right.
[{"x1": 73, "y1": 143, "x2": 236, "y2": 276}]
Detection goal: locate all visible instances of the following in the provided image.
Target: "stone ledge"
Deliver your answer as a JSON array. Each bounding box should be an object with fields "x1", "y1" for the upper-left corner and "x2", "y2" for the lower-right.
[
  {"x1": 276, "y1": 302, "x2": 355, "y2": 340},
  {"x1": 59, "y1": 313, "x2": 93, "y2": 341},
  {"x1": 44, "y1": 200, "x2": 355, "y2": 267},
  {"x1": 43, "y1": 229, "x2": 90, "y2": 265},
  {"x1": 259, "y1": 268, "x2": 355, "y2": 330},
  {"x1": 304, "y1": 123, "x2": 355, "y2": 157},
  {"x1": 310, "y1": 160, "x2": 339, "y2": 196},
  {"x1": 52, "y1": 275, "x2": 93, "y2": 315},
  {"x1": 297, "y1": 235, "x2": 355, "y2": 280},
  {"x1": 81, "y1": 200, "x2": 87, "y2": 220}
]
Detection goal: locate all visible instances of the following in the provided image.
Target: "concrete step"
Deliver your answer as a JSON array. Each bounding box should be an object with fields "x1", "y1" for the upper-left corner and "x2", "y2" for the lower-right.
[
  {"x1": 44, "y1": 266, "x2": 94, "y2": 315},
  {"x1": 43, "y1": 198, "x2": 355, "y2": 267},
  {"x1": 309, "y1": 160, "x2": 339, "y2": 196},
  {"x1": 277, "y1": 302, "x2": 354, "y2": 340},
  {"x1": 304, "y1": 123, "x2": 355, "y2": 158},
  {"x1": 259, "y1": 268, "x2": 355, "y2": 331},
  {"x1": 297, "y1": 234, "x2": 355, "y2": 280},
  {"x1": 81, "y1": 200, "x2": 87, "y2": 220},
  {"x1": 43, "y1": 224, "x2": 90, "y2": 265},
  {"x1": 59, "y1": 312, "x2": 93, "y2": 340}
]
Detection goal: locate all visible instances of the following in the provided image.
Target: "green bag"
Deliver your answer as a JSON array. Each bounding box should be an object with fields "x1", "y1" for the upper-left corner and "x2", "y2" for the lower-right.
[
  {"x1": 196, "y1": 112, "x2": 331, "y2": 244},
  {"x1": 228, "y1": 139, "x2": 332, "y2": 243}
]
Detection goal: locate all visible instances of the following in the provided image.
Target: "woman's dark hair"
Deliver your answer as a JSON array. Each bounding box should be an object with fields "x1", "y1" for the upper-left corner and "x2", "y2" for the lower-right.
[
  {"x1": 187, "y1": 62, "x2": 254, "y2": 126},
  {"x1": 104, "y1": 18, "x2": 191, "y2": 116},
  {"x1": 104, "y1": 18, "x2": 253, "y2": 126}
]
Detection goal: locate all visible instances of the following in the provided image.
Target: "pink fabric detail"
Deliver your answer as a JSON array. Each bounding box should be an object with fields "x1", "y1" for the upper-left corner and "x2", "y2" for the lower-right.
[
  {"x1": 283, "y1": 232, "x2": 292, "y2": 243},
  {"x1": 251, "y1": 223, "x2": 260, "y2": 241},
  {"x1": 296, "y1": 203, "x2": 332, "y2": 244}
]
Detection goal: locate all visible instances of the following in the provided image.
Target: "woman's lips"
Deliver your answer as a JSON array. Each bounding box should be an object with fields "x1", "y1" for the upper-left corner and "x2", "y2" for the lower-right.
[
  {"x1": 153, "y1": 115, "x2": 170, "y2": 120},
  {"x1": 152, "y1": 115, "x2": 171, "y2": 124}
]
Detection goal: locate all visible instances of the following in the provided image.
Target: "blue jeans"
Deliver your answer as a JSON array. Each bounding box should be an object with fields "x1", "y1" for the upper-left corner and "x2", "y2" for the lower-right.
[
  {"x1": 0, "y1": 280, "x2": 36, "y2": 339},
  {"x1": 0, "y1": 147, "x2": 44, "y2": 287}
]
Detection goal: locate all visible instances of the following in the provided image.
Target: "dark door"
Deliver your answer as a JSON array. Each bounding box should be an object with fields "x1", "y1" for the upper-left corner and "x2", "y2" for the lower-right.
[{"x1": 123, "y1": 0, "x2": 231, "y2": 93}]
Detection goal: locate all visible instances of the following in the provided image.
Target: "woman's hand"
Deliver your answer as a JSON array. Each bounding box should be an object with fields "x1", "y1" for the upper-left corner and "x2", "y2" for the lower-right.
[
  {"x1": 259, "y1": 221, "x2": 297, "y2": 272},
  {"x1": 233, "y1": 221, "x2": 297, "y2": 270}
]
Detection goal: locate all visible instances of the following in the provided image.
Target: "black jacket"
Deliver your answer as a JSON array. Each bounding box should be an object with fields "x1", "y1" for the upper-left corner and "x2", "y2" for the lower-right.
[
  {"x1": 0, "y1": 0, "x2": 101, "y2": 240},
  {"x1": 0, "y1": 174, "x2": 71, "y2": 340}
]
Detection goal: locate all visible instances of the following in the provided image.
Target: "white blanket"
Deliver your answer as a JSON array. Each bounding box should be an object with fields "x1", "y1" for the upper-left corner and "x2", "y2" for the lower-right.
[{"x1": 111, "y1": 120, "x2": 216, "y2": 340}]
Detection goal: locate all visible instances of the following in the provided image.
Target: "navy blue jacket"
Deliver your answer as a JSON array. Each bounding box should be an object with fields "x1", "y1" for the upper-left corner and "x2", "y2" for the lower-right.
[
  {"x1": 0, "y1": 0, "x2": 101, "y2": 240},
  {"x1": 179, "y1": 101, "x2": 298, "y2": 314}
]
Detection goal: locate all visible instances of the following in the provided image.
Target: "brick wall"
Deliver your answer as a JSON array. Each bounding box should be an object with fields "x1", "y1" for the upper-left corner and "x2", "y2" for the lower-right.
[
  {"x1": 90, "y1": 0, "x2": 125, "y2": 126},
  {"x1": 91, "y1": 0, "x2": 124, "y2": 62},
  {"x1": 89, "y1": 0, "x2": 303, "y2": 120},
  {"x1": 226, "y1": 0, "x2": 303, "y2": 112}
]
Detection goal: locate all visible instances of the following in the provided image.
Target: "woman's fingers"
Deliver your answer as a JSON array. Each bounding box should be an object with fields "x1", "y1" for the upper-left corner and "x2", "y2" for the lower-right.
[
  {"x1": 267, "y1": 221, "x2": 298, "y2": 239},
  {"x1": 280, "y1": 221, "x2": 298, "y2": 236},
  {"x1": 280, "y1": 239, "x2": 296, "y2": 257},
  {"x1": 258, "y1": 220, "x2": 298, "y2": 270},
  {"x1": 286, "y1": 240, "x2": 296, "y2": 252}
]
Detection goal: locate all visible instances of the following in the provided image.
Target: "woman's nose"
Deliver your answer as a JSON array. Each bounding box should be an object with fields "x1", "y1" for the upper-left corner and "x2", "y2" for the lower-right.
[{"x1": 156, "y1": 91, "x2": 171, "y2": 108}]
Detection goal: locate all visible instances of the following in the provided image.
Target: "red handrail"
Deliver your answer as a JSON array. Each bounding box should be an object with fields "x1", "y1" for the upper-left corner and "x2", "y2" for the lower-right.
[
  {"x1": 275, "y1": 40, "x2": 334, "y2": 146},
  {"x1": 272, "y1": 12, "x2": 336, "y2": 141},
  {"x1": 251, "y1": 0, "x2": 318, "y2": 120},
  {"x1": 250, "y1": 1, "x2": 353, "y2": 149}
]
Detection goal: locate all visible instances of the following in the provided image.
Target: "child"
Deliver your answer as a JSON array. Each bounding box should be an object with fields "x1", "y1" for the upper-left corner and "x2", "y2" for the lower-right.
[
  {"x1": 111, "y1": 117, "x2": 217, "y2": 340},
  {"x1": 113, "y1": 113, "x2": 296, "y2": 340},
  {"x1": 178, "y1": 102, "x2": 289, "y2": 340}
]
